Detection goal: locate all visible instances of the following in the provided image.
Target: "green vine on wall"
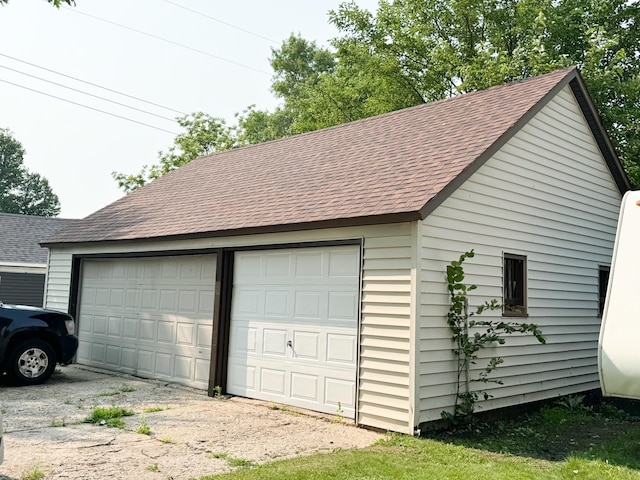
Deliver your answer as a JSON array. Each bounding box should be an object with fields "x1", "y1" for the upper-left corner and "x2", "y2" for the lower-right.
[{"x1": 442, "y1": 250, "x2": 546, "y2": 424}]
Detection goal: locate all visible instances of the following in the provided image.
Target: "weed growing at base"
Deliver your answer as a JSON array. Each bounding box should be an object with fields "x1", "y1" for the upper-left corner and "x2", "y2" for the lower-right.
[{"x1": 84, "y1": 406, "x2": 134, "y2": 428}]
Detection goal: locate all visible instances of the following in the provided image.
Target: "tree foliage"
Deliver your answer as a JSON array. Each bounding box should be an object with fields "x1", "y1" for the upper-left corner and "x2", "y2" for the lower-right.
[
  {"x1": 325, "y1": 0, "x2": 640, "y2": 186},
  {"x1": 115, "y1": 0, "x2": 640, "y2": 192},
  {"x1": 112, "y1": 112, "x2": 236, "y2": 193},
  {"x1": 0, "y1": 128, "x2": 60, "y2": 217}
]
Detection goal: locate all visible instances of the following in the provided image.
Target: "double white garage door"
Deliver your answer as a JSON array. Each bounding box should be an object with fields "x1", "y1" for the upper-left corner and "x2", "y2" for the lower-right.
[{"x1": 77, "y1": 246, "x2": 360, "y2": 416}]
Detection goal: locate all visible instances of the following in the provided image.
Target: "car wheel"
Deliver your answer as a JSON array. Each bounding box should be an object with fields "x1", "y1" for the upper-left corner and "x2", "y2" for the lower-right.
[{"x1": 6, "y1": 340, "x2": 57, "y2": 386}]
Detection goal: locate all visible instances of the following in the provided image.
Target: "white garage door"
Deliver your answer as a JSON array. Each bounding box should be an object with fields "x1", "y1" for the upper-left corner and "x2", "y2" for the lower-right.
[
  {"x1": 227, "y1": 245, "x2": 360, "y2": 418},
  {"x1": 77, "y1": 255, "x2": 216, "y2": 389}
]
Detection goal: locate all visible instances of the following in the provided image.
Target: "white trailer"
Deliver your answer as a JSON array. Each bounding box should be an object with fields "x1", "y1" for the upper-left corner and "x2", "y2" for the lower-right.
[{"x1": 598, "y1": 190, "x2": 640, "y2": 399}]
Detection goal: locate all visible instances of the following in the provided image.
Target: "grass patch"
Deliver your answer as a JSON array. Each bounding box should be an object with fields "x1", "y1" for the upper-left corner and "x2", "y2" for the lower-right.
[
  {"x1": 267, "y1": 402, "x2": 300, "y2": 417},
  {"x1": 20, "y1": 468, "x2": 46, "y2": 480},
  {"x1": 211, "y1": 453, "x2": 255, "y2": 469},
  {"x1": 198, "y1": 397, "x2": 640, "y2": 480},
  {"x1": 227, "y1": 457, "x2": 255, "y2": 468},
  {"x1": 146, "y1": 463, "x2": 159, "y2": 472},
  {"x1": 135, "y1": 415, "x2": 151, "y2": 435},
  {"x1": 84, "y1": 406, "x2": 134, "y2": 428},
  {"x1": 49, "y1": 418, "x2": 66, "y2": 427},
  {"x1": 159, "y1": 435, "x2": 173, "y2": 444},
  {"x1": 144, "y1": 406, "x2": 169, "y2": 413}
]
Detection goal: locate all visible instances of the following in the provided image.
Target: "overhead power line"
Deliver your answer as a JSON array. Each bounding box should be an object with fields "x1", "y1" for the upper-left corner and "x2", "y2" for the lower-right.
[
  {"x1": 0, "y1": 64, "x2": 177, "y2": 123},
  {"x1": 159, "y1": 0, "x2": 279, "y2": 45},
  {"x1": 65, "y1": 8, "x2": 271, "y2": 75},
  {"x1": 0, "y1": 78, "x2": 179, "y2": 135},
  {"x1": 0, "y1": 52, "x2": 186, "y2": 116}
]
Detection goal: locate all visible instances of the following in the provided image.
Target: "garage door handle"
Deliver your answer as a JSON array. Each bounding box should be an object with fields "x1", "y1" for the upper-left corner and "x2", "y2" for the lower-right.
[{"x1": 287, "y1": 340, "x2": 293, "y2": 349}]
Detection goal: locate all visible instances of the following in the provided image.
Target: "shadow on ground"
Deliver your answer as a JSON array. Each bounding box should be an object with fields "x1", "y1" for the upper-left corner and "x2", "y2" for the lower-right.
[{"x1": 428, "y1": 398, "x2": 640, "y2": 471}]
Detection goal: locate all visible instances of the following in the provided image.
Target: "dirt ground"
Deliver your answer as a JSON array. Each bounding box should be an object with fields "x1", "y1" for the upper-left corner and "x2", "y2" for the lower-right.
[{"x1": 0, "y1": 365, "x2": 382, "y2": 480}]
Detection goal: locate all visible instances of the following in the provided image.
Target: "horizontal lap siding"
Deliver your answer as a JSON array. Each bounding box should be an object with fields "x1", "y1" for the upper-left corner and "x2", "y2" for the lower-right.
[
  {"x1": 44, "y1": 224, "x2": 415, "y2": 433},
  {"x1": 359, "y1": 227, "x2": 414, "y2": 433},
  {"x1": 45, "y1": 250, "x2": 73, "y2": 311},
  {"x1": 417, "y1": 87, "x2": 622, "y2": 424}
]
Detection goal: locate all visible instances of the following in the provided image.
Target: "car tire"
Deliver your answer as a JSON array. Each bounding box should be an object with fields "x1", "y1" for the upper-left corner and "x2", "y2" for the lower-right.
[{"x1": 5, "y1": 340, "x2": 57, "y2": 386}]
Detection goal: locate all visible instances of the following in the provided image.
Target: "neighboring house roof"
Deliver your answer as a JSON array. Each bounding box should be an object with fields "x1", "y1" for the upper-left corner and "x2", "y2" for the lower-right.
[
  {"x1": 0, "y1": 213, "x2": 75, "y2": 265},
  {"x1": 43, "y1": 67, "x2": 629, "y2": 246}
]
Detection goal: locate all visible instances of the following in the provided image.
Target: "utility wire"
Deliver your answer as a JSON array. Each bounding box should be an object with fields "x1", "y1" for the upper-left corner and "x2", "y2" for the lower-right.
[
  {"x1": 0, "y1": 64, "x2": 178, "y2": 123},
  {"x1": 0, "y1": 52, "x2": 186, "y2": 116},
  {"x1": 159, "y1": 0, "x2": 279, "y2": 45},
  {"x1": 0, "y1": 78, "x2": 179, "y2": 135},
  {"x1": 65, "y1": 8, "x2": 271, "y2": 75}
]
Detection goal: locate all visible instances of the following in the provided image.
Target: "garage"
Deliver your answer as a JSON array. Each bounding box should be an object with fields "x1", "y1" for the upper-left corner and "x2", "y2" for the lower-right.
[
  {"x1": 76, "y1": 255, "x2": 216, "y2": 389},
  {"x1": 226, "y1": 245, "x2": 361, "y2": 418}
]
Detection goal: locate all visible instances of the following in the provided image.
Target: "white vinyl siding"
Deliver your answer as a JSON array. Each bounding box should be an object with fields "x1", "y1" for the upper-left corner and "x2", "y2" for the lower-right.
[
  {"x1": 416, "y1": 85, "x2": 622, "y2": 424},
  {"x1": 44, "y1": 249, "x2": 73, "y2": 311},
  {"x1": 44, "y1": 223, "x2": 415, "y2": 433},
  {"x1": 359, "y1": 225, "x2": 415, "y2": 433}
]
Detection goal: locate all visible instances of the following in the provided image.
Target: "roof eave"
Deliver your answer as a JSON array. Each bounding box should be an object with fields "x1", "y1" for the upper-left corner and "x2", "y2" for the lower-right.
[
  {"x1": 568, "y1": 72, "x2": 631, "y2": 194},
  {"x1": 41, "y1": 211, "x2": 423, "y2": 249}
]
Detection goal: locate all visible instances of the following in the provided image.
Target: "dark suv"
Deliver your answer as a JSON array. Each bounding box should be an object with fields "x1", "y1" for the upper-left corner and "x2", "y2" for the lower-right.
[{"x1": 0, "y1": 302, "x2": 78, "y2": 385}]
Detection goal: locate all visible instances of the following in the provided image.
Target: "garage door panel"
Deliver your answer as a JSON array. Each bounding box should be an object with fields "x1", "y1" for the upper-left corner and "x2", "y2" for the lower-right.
[
  {"x1": 228, "y1": 245, "x2": 360, "y2": 417},
  {"x1": 104, "y1": 345, "x2": 121, "y2": 366},
  {"x1": 157, "y1": 320, "x2": 175, "y2": 343},
  {"x1": 78, "y1": 255, "x2": 216, "y2": 390},
  {"x1": 325, "y1": 377, "x2": 356, "y2": 409},
  {"x1": 328, "y1": 292, "x2": 358, "y2": 320},
  {"x1": 295, "y1": 252, "x2": 323, "y2": 277},
  {"x1": 174, "y1": 356, "x2": 191, "y2": 380},
  {"x1": 292, "y1": 331, "x2": 319, "y2": 360},
  {"x1": 293, "y1": 291, "x2": 321, "y2": 319},
  {"x1": 262, "y1": 368, "x2": 287, "y2": 395},
  {"x1": 329, "y1": 250, "x2": 360, "y2": 277},
  {"x1": 265, "y1": 253, "x2": 291, "y2": 277},
  {"x1": 327, "y1": 334, "x2": 357, "y2": 364},
  {"x1": 195, "y1": 358, "x2": 210, "y2": 384},
  {"x1": 122, "y1": 348, "x2": 135, "y2": 369},
  {"x1": 265, "y1": 290, "x2": 288, "y2": 316},
  {"x1": 228, "y1": 363, "x2": 256, "y2": 391},
  {"x1": 291, "y1": 372, "x2": 318, "y2": 401},
  {"x1": 176, "y1": 322, "x2": 194, "y2": 345},
  {"x1": 107, "y1": 316, "x2": 122, "y2": 336},
  {"x1": 263, "y1": 328, "x2": 287, "y2": 356}
]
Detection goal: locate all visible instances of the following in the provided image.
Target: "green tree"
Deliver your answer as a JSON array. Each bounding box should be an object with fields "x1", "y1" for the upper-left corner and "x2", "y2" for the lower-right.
[
  {"x1": 112, "y1": 112, "x2": 237, "y2": 193},
  {"x1": 326, "y1": 0, "x2": 640, "y2": 185},
  {"x1": 0, "y1": 128, "x2": 61, "y2": 217},
  {"x1": 115, "y1": 0, "x2": 640, "y2": 191}
]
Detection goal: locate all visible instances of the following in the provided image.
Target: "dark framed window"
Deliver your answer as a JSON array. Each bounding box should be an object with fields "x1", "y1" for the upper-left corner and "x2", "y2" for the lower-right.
[
  {"x1": 598, "y1": 265, "x2": 610, "y2": 316},
  {"x1": 503, "y1": 253, "x2": 527, "y2": 316}
]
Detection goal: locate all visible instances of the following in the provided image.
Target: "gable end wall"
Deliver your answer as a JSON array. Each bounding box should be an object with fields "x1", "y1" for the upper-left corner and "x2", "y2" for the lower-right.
[{"x1": 417, "y1": 85, "x2": 623, "y2": 425}]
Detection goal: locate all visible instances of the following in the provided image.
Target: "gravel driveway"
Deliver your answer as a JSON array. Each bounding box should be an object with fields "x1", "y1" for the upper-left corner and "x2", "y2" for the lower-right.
[{"x1": 0, "y1": 366, "x2": 382, "y2": 480}]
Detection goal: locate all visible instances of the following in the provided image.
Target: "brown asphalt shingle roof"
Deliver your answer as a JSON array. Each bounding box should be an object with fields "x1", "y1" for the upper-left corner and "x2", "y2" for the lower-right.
[{"x1": 44, "y1": 67, "x2": 621, "y2": 245}]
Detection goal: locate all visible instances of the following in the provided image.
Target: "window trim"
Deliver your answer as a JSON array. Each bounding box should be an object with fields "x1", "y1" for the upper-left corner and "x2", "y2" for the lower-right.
[
  {"x1": 598, "y1": 265, "x2": 610, "y2": 317},
  {"x1": 503, "y1": 253, "x2": 528, "y2": 317}
]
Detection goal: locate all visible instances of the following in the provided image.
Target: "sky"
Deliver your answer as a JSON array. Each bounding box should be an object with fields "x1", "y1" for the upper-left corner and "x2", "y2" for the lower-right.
[{"x1": 0, "y1": 0, "x2": 379, "y2": 218}]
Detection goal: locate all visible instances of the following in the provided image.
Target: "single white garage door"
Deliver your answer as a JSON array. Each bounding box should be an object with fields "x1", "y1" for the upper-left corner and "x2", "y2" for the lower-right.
[
  {"x1": 77, "y1": 255, "x2": 216, "y2": 389},
  {"x1": 227, "y1": 245, "x2": 360, "y2": 418}
]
